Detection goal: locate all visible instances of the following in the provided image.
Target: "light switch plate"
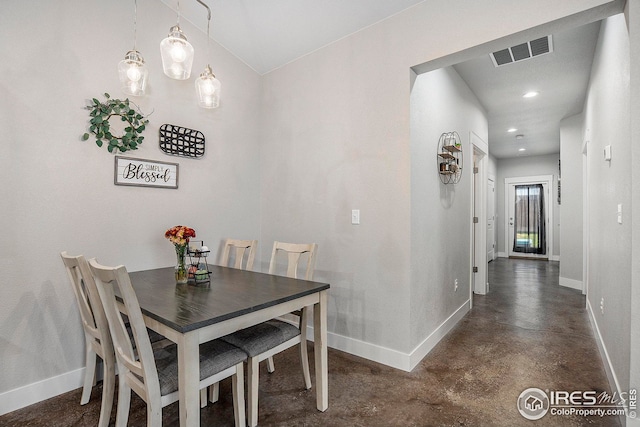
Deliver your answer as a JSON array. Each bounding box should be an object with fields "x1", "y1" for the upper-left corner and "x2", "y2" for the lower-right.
[
  {"x1": 604, "y1": 145, "x2": 612, "y2": 161},
  {"x1": 351, "y1": 209, "x2": 360, "y2": 225},
  {"x1": 618, "y1": 204, "x2": 623, "y2": 224}
]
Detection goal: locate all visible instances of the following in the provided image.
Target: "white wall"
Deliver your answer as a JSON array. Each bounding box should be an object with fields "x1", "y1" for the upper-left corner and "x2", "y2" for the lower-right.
[
  {"x1": 488, "y1": 155, "x2": 498, "y2": 179},
  {"x1": 259, "y1": 26, "x2": 414, "y2": 357},
  {"x1": 410, "y1": 67, "x2": 487, "y2": 352},
  {"x1": 559, "y1": 114, "x2": 584, "y2": 286},
  {"x1": 581, "y1": 12, "x2": 632, "y2": 398},
  {"x1": 0, "y1": 0, "x2": 262, "y2": 407},
  {"x1": 496, "y1": 154, "x2": 561, "y2": 257},
  {"x1": 258, "y1": 0, "x2": 613, "y2": 368}
]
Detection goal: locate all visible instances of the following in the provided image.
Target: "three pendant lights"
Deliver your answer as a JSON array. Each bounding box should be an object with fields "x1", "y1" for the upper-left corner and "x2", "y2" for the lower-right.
[{"x1": 117, "y1": 0, "x2": 221, "y2": 109}]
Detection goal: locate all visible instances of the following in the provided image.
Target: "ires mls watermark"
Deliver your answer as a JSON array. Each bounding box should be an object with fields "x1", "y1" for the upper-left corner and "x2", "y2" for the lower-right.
[{"x1": 517, "y1": 387, "x2": 637, "y2": 420}]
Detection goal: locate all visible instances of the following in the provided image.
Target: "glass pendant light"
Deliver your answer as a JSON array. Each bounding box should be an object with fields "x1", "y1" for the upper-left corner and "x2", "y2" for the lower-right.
[
  {"x1": 195, "y1": 0, "x2": 221, "y2": 108},
  {"x1": 195, "y1": 65, "x2": 221, "y2": 108},
  {"x1": 160, "y1": 1, "x2": 194, "y2": 80},
  {"x1": 118, "y1": 0, "x2": 148, "y2": 96}
]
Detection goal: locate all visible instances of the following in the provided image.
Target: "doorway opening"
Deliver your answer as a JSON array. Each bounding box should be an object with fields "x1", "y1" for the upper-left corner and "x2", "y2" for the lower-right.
[
  {"x1": 472, "y1": 132, "x2": 488, "y2": 296},
  {"x1": 513, "y1": 184, "x2": 546, "y2": 255},
  {"x1": 505, "y1": 175, "x2": 553, "y2": 260}
]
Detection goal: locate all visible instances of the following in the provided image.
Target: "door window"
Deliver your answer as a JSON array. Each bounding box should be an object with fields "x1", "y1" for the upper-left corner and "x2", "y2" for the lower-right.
[{"x1": 513, "y1": 184, "x2": 546, "y2": 254}]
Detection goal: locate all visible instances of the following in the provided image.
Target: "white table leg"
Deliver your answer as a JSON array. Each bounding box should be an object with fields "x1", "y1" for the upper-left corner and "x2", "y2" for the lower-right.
[
  {"x1": 247, "y1": 356, "x2": 259, "y2": 427},
  {"x1": 178, "y1": 331, "x2": 200, "y2": 427},
  {"x1": 314, "y1": 290, "x2": 328, "y2": 411}
]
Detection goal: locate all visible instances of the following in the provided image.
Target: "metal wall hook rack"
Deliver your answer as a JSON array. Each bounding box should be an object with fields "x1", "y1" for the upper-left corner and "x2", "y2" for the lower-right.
[{"x1": 436, "y1": 131, "x2": 463, "y2": 184}]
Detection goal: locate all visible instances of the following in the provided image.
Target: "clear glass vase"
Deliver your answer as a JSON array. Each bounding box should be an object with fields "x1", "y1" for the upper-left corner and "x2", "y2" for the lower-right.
[{"x1": 174, "y1": 244, "x2": 188, "y2": 284}]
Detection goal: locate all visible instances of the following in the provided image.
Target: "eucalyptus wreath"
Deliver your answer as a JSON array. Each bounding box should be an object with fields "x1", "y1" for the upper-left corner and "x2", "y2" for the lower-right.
[{"x1": 81, "y1": 93, "x2": 149, "y2": 153}]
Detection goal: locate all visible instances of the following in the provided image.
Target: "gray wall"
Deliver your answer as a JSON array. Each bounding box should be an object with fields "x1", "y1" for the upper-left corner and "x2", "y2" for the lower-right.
[
  {"x1": 496, "y1": 154, "x2": 561, "y2": 257},
  {"x1": 628, "y1": 0, "x2": 640, "y2": 421},
  {"x1": 257, "y1": 0, "x2": 609, "y2": 359},
  {"x1": 488, "y1": 155, "x2": 498, "y2": 179},
  {"x1": 559, "y1": 114, "x2": 584, "y2": 285},
  {"x1": 581, "y1": 13, "x2": 632, "y2": 393},
  {"x1": 0, "y1": 0, "x2": 262, "y2": 395},
  {"x1": 410, "y1": 67, "x2": 487, "y2": 349}
]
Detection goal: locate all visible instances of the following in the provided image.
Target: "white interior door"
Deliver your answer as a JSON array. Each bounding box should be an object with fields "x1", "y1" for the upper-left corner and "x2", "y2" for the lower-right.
[
  {"x1": 472, "y1": 140, "x2": 488, "y2": 295},
  {"x1": 487, "y1": 178, "x2": 495, "y2": 261},
  {"x1": 506, "y1": 177, "x2": 552, "y2": 259}
]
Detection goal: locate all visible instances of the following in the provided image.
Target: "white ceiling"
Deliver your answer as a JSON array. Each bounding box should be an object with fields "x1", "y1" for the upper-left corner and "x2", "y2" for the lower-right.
[
  {"x1": 164, "y1": 1, "x2": 601, "y2": 160},
  {"x1": 454, "y1": 21, "x2": 601, "y2": 159},
  {"x1": 162, "y1": 0, "x2": 425, "y2": 75}
]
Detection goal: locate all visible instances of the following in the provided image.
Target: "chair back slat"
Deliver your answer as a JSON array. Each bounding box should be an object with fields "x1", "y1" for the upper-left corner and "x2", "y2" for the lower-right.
[
  {"x1": 269, "y1": 242, "x2": 317, "y2": 281},
  {"x1": 89, "y1": 259, "x2": 160, "y2": 394},
  {"x1": 60, "y1": 252, "x2": 111, "y2": 352},
  {"x1": 220, "y1": 239, "x2": 257, "y2": 271}
]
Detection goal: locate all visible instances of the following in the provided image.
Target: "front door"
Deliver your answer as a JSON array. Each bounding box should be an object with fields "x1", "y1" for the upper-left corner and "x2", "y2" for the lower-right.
[{"x1": 507, "y1": 181, "x2": 549, "y2": 259}]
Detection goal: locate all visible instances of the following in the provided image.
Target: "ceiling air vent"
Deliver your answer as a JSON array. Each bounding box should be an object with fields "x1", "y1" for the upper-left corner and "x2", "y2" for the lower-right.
[{"x1": 490, "y1": 35, "x2": 553, "y2": 67}]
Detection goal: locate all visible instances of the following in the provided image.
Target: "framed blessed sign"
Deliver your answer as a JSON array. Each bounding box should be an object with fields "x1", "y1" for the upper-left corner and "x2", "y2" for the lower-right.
[{"x1": 114, "y1": 156, "x2": 179, "y2": 189}]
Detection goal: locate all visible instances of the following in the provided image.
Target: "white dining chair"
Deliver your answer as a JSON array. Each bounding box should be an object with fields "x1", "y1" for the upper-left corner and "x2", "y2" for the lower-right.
[
  {"x1": 60, "y1": 252, "x2": 115, "y2": 427},
  {"x1": 89, "y1": 259, "x2": 247, "y2": 427},
  {"x1": 204, "y1": 238, "x2": 259, "y2": 406},
  {"x1": 61, "y1": 252, "x2": 175, "y2": 425},
  {"x1": 220, "y1": 238, "x2": 258, "y2": 270},
  {"x1": 221, "y1": 241, "x2": 318, "y2": 427}
]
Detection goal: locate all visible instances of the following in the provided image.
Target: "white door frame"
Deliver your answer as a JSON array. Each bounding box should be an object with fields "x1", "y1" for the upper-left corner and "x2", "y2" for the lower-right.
[
  {"x1": 582, "y1": 139, "x2": 589, "y2": 297},
  {"x1": 470, "y1": 131, "x2": 488, "y2": 296},
  {"x1": 487, "y1": 174, "x2": 496, "y2": 262},
  {"x1": 504, "y1": 175, "x2": 554, "y2": 260}
]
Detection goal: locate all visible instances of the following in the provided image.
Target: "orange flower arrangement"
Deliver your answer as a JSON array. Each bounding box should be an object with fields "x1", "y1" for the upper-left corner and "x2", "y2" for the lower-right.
[
  {"x1": 164, "y1": 225, "x2": 196, "y2": 247},
  {"x1": 165, "y1": 225, "x2": 196, "y2": 284}
]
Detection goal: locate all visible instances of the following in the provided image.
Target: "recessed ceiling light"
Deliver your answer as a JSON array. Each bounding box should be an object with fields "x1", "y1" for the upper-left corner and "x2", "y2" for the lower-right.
[
  {"x1": 523, "y1": 91, "x2": 539, "y2": 98},
  {"x1": 519, "y1": 148, "x2": 526, "y2": 151},
  {"x1": 516, "y1": 134, "x2": 524, "y2": 140},
  {"x1": 508, "y1": 128, "x2": 518, "y2": 133}
]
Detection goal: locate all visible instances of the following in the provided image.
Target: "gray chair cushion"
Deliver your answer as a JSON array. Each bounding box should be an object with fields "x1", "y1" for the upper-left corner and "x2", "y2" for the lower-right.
[
  {"x1": 153, "y1": 340, "x2": 247, "y2": 396},
  {"x1": 220, "y1": 320, "x2": 300, "y2": 357}
]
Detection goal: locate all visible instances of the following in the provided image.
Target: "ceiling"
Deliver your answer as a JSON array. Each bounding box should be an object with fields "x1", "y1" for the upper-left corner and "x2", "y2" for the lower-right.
[
  {"x1": 164, "y1": 1, "x2": 602, "y2": 160},
  {"x1": 454, "y1": 21, "x2": 601, "y2": 159},
  {"x1": 162, "y1": 0, "x2": 425, "y2": 75}
]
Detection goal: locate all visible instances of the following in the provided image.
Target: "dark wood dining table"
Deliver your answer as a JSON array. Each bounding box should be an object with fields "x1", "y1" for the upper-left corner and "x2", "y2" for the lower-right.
[{"x1": 126, "y1": 265, "x2": 330, "y2": 427}]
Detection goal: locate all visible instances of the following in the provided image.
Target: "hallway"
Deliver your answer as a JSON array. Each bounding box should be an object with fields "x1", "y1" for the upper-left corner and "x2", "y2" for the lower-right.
[{"x1": 0, "y1": 259, "x2": 617, "y2": 426}]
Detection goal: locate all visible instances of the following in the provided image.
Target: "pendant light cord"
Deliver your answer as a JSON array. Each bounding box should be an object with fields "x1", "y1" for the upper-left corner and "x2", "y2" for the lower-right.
[
  {"x1": 196, "y1": 0, "x2": 212, "y2": 65},
  {"x1": 133, "y1": 0, "x2": 138, "y2": 51},
  {"x1": 206, "y1": 6, "x2": 210, "y2": 60}
]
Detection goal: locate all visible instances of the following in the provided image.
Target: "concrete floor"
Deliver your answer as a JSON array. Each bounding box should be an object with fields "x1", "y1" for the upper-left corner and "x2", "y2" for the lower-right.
[{"x1": 0, "y1": 258, "x2": 618, "y2": 426}]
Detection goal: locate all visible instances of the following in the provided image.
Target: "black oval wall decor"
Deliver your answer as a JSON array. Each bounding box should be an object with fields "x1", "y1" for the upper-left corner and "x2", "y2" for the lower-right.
[{"x1": 159, "y1": 124, "x2": 205, "y2": 158}]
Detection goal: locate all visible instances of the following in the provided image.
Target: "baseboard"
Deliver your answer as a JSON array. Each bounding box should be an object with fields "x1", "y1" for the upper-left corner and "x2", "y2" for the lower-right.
[
  {"x1": 559, "y1": 276, "x2": 583, "y2": 291},
  {"x1": 586, "y1": 300, "x2": 627, "y2": 426},
  {"x1": 305, "y1": 324, "x2": 412, "y2": 371},
  {"x1": 6, "y1": 303, "x2": 471, "y2": 415},
  {"x1": 305, "y1": 300, "x2": 470, "y2": 372},
  {"x1": 0, "y1": 367, "x2": 85, "y2": 416},
  {"x1": 408, "y1": 300, "x2": 470, "y2": 371},
  {"x1": 496, "y1": 252, "x2": 558, "y2": 261}
]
